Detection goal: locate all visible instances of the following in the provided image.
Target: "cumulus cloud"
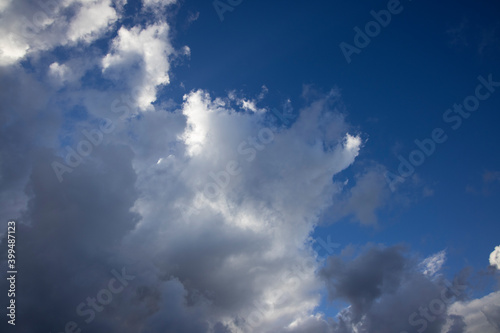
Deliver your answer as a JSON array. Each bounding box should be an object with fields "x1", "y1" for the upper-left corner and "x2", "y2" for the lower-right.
[
  {"x1": 490, "y1": 246, "x2": 500, "y2": 270},
  {"x1": 0, "y1": 1, "x2": 498, "y2": 333},
  {"x1": 120, "y1": 88, "x2": 362, "y2": 332},
  {"x1": 319, "y1": 245, "x2": 471, "y2": 333},
  {"x1": 1, "y1": 42, "x2": 363, "y2": 332},
  {"x1": 48, "y1": 62, "x2": 74, "y2": 86},
  {"x1": 0, "y1": 65, "x2": 61, "y2": 227},
  {"x1": 0, "y1": 0, "x2": 119, "y2": 66},
  {"x1": 66, "y1": 0, "x2": 118, "y2": 43},
  {"x1": 448, "y1": 291, "x2": 500, "y2": 333},
  {"x1": 102, "y1": 22, "x2": 176, "y2": 110},
  {"x1": 446, "y1": 314, "x2": 467, "y2": 333}
]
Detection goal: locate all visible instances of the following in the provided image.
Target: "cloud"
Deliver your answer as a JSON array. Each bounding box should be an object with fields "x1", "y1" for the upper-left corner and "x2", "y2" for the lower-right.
[
  {"x1": 66, "y1": 0, "x2": 118, "y2": 43},
  {"x1": 102, "y1": 22, "x2": 176, "y2": 110},
  {"x1": 321, "y1": 246, "x2": 407, "y2": 321},
  {"x1": 448, "y1": 291, "x2": 500, "y2": 333},
  {"x1": 323, "y1": 164, "x2": 390, "y2": 225},
  {"x1": 0, "y1": 0, "x2": 119, "y2": 66},
  {"x1": 446, "y1": 314, "x2": 467, "y2": 333},
  {"x1": 0, "y1": 65, "x2": 61, "y2": 227},
  {"x1": 319, "y1": 245, "x2": 472, "y2": 333},
  {"x1": 142, "y1": 0, "x2": 177, "y2": 8},
  {"x1": 490, "y1": 246, "x2": 500, "y2": 270},
  {"x1": 0, "y1": 2, "x2": 497, "y2": 333},
  {"x1": 121, "y1": 88, "x2": 362, "y2": 331},
  {"x1": 0, "y1": 56, "x2": 363, "y2": 332},
  {"x1": 421, "y1": 250, "x2": 447, "y2": 277}
]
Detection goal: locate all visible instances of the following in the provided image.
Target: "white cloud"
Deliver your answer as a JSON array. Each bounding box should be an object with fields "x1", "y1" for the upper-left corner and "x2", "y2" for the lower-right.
[
  {"x1": 66, "y1": 0, "x2": 118, "y2": 43},
  {"x1": 0, "y1": 33, "x2": 29, "y2": 66},
  {"x1": 240, "y1": 99, "x2": 259, "y2": 112},
  {"x1": 142, "y1": 0, "x2": 176, "y2": 8},
  {"x1": 102, "y1": 22, "x2": 175, "y2": 110},
  {"x1": 0, "y1": 0, "x2": 12, "y2": 13},
  {"x1": 448, "y1": 291, "x2": 500, "y2": 333},
  {"x1": 124, "y1": 88, "x2": 361, "y2": 331},
  {"x1": 490, "y1": 245, "x2": 500, "y2": 270},
  {"x1": 421, "y1": 249, "x2": 447, "y2": 277},
  {"x1": 179, "y1": 90, "x2": 215, "y2": 157},
  {"x1": 0, "y1": 0, "x2": 118, "y2": 66},
  {"x1": 48, "y1": 62, "x2": 72, "y2": 85}
]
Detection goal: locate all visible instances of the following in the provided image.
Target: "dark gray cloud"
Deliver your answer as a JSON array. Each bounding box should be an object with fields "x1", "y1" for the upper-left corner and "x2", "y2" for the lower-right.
[
  {"x1": 0, "y1": 144, "x2": 141, "y2": 332},
  {"x1": 319, "y1": 245, "x2": 470, "y2": 333},
  {"x1": 446, "y1": 315, "x2": 466, "y2": 333},
  {"x1": 321, "y1": 245, "x2": 407, "y2": 321}
]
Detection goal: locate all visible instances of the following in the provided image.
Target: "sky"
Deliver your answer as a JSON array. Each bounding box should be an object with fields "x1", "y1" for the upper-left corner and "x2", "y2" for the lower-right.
[{"x1": 0, "y1": 0, "x2": 500, "y2": 332}]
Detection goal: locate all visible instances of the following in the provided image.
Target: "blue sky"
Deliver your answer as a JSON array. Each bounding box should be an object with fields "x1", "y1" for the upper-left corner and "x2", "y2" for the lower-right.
[
  {"x1": 179, "y1": 1, "x2": 500, "y2": 268},
  {"x1": 1, "y1": 0, "x2": 500, "y2": 332},
  {"x1": 178, "y1": 0, "x2": 500, "y2": 282}
]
